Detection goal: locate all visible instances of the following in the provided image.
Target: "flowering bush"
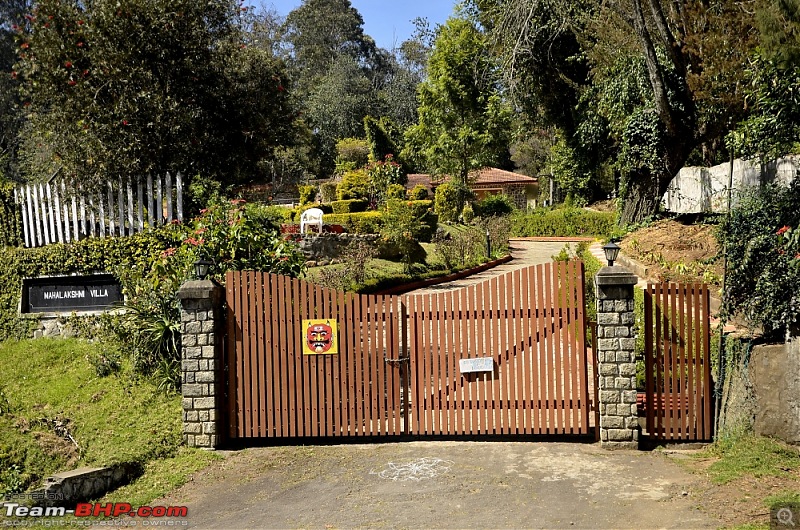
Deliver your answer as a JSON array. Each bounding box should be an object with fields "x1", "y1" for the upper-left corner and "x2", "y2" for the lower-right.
[
  {"x1": 114, "y1": 198, "x2": 306, "y2": 390},
  {"x1": 179, "y1": 199, "x2": 306, "y2": 278},
  {"x1": 718, "y1": 181, "x2": 800, "y2": 340},
  {"x1": 367, "y1": 155, "x2": 406, "y2": 206}
]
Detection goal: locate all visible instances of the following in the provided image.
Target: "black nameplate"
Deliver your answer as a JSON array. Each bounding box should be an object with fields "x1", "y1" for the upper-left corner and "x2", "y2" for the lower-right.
[{"x1": 22, "y1": 274, "x2": 123, "y2": 313}]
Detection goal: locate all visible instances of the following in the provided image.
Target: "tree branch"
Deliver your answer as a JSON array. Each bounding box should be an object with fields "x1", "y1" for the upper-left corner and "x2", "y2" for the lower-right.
[{"x1": 630, "y1": 0, "x2": 676, "y2": 135}]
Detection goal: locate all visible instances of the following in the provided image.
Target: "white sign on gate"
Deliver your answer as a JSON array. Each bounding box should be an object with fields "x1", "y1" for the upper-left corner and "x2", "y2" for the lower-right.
[{"x1": 459, "y1": 357, "x2": 494, "y2": 374}]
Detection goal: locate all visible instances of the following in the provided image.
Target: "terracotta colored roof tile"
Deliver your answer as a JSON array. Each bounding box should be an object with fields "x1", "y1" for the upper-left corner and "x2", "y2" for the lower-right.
[{"x1": 405, "y1": 168, "x2": 537, "y2": 189}]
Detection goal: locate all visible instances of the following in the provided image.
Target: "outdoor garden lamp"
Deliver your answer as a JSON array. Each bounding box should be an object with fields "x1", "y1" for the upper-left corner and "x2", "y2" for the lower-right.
[
  {"x1": 603, "y1": 241, "x2": 621, "y2": 266},
  {"x1": 194, "y1": 258, "x2": 213, "y2": 280}
]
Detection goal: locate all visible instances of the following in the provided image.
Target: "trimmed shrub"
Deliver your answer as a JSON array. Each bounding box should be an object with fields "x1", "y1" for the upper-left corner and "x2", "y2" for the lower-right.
[
  {"x1": 335, "y1": 138, "x2": 370, "y2": 174},
  {"x1": 330, "y1": 199, "x2": 368, "y2": 214},
  {"x1": 435, "y1": 181, "x2": 470, "y2": 222},
  {"x1": 337, "y1": 169, "x2": 371, "y2": 200},
  {"x1": 319, "y1": 182, "x2": 338, "y2": 203},
  {"x1": 510, "y1": 207, "x2": 616, "y2": 238},
  {"x1": 323, "y1": 211, "x2": 383, "y2": 234},
  {"x1": 462, "y1": 203, "x2": 475, "y2": 224},
  {"x1": 407, "y1": 200, "x2": 437, "y2": 242},
  {"x1": 386, "y1": 183, "x2": 407, "y2": 200},
  {"x1": 475, "y1": 194, "x2": 516, "y2": 217},
  {"x1": 298, "y1": 184, "x2": 317, "y2": 206},
  {"x1": 409, "y1": 184, "x2": 429, "y2": 200}
]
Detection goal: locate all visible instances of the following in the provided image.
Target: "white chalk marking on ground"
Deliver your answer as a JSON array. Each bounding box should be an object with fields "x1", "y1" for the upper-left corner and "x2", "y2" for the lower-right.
[{"x1": 370, "y1": 458, "x2": 454, "y2": 482}]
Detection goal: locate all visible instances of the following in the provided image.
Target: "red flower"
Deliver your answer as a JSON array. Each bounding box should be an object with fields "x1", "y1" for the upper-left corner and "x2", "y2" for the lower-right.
[
  {"x1": 277, "y1": 85, "x2": 284, "y2": 91},
  {"x1": 200, "y1": 208, "x2": 209, "y2": 215},
  {"x1": 230, "y1": 198, "x2": 246, "y2": 205},
  {"x1": 65, "y1": 61, "x2": 72, "y2": 68},
  {"x1": 10, "y1": 72, "x2": 17, "y2": 79},
  {"x1": 20, "y1": 42, "x2": 29, "y2": 49},
  {"x1": 170, "y1": 219, "x2": 181, "y2": 225},
  {"x1": 122, "y1": 120, "x2": 129, "y2": 126},
  {"x1": 82, "y1": 69, "x2": 89, "y2": 77},
  {"x1": 77, "y1": 42, "x2": 84, "y2": 47},
  {"x1": 67, "y1": 80, "x2": 76, "y2": 86},
  {"x1": 777, "y1": 225, "x2": 791, "y2": 235},
  {"x1": 77, "y1": 20, "x2": 84, "y2": 25},
  {"x1": 161, "y1": 247, "x2": 176, "y2": 258},
  {"x1": 195, "y1": 227, "x2": 207, "y2": 235}
]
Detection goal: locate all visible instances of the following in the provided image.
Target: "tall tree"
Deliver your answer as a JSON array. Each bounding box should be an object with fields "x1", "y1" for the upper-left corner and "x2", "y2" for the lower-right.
[
  {"x1": 475, "y1": 0, "x2": 760, "y2": 223},
  {"x1": 15, "y1": 0, "x2": 298, "y2": 189},
  {"x1": 0, "y1": 0, "x2": 30, "y2": 181},
  {"x1": 282, "y1": 0, "x2": 383, "y2": 88},
  {"x1": 404, "y1": 16, "x2": 512, "y2": 193}
]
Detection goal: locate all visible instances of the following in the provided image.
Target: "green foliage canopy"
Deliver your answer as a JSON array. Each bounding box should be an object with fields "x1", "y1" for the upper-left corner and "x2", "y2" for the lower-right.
[
  {"x1": 14, "y1": 0, "x2": 298, "y2": 189},
  {"x1": 404, "y1": 16, "x2": 512, "y2": 190}
]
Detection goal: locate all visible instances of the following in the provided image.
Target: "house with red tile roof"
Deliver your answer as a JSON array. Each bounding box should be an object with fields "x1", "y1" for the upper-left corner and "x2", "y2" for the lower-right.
[{"x1": 406, "y1": 167, "x2": 539, "y2": 209}]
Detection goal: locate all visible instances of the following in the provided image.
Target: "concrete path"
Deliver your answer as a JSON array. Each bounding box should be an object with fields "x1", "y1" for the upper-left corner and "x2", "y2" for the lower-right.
[
  {"x1": 160, "y1": 442, "x2": 717, "y2": 529},
  {"x1": 413, "y1": 239, "x2": 580, "y2": 295}
]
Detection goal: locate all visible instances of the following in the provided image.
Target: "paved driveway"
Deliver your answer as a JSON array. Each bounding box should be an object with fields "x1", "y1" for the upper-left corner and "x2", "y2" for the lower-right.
[
  {"x1": 413, "y1": 239, "x2": 580, "y2": 295},
  {"x1": 159, "y1": 441, "x2": 716, "y2": 529}
]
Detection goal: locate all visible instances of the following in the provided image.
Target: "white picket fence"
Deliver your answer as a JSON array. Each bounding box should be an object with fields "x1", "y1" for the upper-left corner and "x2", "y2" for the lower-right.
[{"x1": 14, "y1": 173, "x2": 184, "y2": 248}]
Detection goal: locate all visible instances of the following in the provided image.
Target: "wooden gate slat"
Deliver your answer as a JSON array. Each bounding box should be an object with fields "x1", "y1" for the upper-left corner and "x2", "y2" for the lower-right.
[
  {"x1": 512, "y1": 269, "x2": 524, "y2": 435},
  {"x1": 446, "y1": 290, "x2": 458, "y2": 436},
  {"x1": 685, "y1": 284, "x2": 695, "y2": 440},
  {"x1": 225, "y1": 271, "x2": 238, "y2": 438},
  {"x1": 254, "y1": 272, "x2": 266, "y2": 437},
  {"x1": 369, "y1": 295, "x2": 380, "y2": 436},
  {"x1": 702, "y1": 285, "x2": 712, "y2": 439},
  {"x1": 264, "y1": 273, "x2": 275, "y2": 438},
  {"x1": 521, "y1": 266, "x2": 534, "y2": 435},
  {"x1": 455, "y1": 288, "x2": 466, "y2": 435},
  {"x1": 303, "y1": 280, "x2": 314, "y2": 437}
]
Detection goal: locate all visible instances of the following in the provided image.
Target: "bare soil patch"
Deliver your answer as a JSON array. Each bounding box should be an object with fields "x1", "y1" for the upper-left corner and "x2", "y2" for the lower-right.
[{"x1": 620, "y1": 219, "x2": 722, "y2": 285}]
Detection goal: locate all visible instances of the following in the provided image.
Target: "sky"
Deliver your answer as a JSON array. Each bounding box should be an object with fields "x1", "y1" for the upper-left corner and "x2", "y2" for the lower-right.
[{"x1": 264, "y1": 1, "x2": 458, "y2": 50}]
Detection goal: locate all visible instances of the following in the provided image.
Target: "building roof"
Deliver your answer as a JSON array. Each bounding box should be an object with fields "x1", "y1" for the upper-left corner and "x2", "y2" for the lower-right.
[
  {"x1": 405, "y1": 168, "x2": 537, "y2": 188},
  {"x1": 472, "y1": 167, "x2": 538, "y2": 186}
]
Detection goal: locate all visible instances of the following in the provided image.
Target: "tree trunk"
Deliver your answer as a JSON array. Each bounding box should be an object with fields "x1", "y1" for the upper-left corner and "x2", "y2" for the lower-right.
[{"x1": 619, "y1": 170, "x2": 662, "y2": 225}]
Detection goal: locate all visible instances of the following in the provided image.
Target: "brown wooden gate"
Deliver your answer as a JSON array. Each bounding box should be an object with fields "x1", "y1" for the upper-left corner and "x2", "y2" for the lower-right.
[
  {"x1": 225, "y1": 271, "x2": 406, "y2": 439},
  {"x1": 404, "y1": 261, "x2": 592, "y2": 436},
  {"x1": 643, "y1": 282, "x2": 713, "y2": 441},
  {"x1": 224, "y1": 261, "x2": 594, "y2": 440}
]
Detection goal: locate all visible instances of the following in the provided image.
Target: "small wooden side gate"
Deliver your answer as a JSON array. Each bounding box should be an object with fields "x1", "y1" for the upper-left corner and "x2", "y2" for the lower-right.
[
  {"x1": 224, "y1": 261, "x2": 593, "y2": 441},
  {"x1": 642, "y1": 282, "x2": 714, "y2": 442}
]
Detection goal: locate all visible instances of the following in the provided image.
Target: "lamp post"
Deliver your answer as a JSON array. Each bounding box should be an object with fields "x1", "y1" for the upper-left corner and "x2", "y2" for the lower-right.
[
  {"x1": 486, "y1": 229, "x2": 491, "y2": 259},
  {"x1": 193, "y1": 258, "x2": 213, "y2": 280},
  {"x1": 602, "y1": 241, "x2": 621, "y2": 267}
]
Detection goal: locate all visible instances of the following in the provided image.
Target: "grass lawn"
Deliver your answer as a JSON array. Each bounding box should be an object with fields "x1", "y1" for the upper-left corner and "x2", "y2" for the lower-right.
[
  {"x1": 0, "y1": 338, "x2": 219, "y2": 504},
  {"x1": 675, "y1": 434, "x2": 800, "y2": 529}
]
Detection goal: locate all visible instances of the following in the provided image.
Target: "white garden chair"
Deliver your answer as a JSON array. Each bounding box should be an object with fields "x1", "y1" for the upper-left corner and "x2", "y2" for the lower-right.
[{"x1": 300, "y1": 207, "x2": 324, "y2": 235}]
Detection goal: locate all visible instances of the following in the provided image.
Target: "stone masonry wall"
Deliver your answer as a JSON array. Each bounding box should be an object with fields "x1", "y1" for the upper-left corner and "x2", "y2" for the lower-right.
[
  {"x1": 595, "y1": 268, "x2": 639, "y2": 448},
  {"x1": 178, "y1": 281, "x2": 225, "y2": 449}
]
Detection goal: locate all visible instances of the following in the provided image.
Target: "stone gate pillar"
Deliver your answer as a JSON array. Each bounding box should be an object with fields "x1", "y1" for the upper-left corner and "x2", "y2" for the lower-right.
[
  {"x1": 595, "y1": 266, "x2": 639, "y2": 449},
  {"x1": 177, "y1": 279, "x2": 225, "y2": 449}
]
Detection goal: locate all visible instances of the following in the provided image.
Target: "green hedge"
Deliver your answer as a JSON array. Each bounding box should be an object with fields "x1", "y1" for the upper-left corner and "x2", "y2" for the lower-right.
[
  {"x1": 0, "y1": 226, "x2": 182, "y2": 341},
  {"x1": 330, "y1": 199, "x2": 368, "y2": 214},
  {"x1": 510, "y1": 208, "x2": 616, "y2": 238},
  {"x1": 0, "y1": 180, "x2": 22, "y2": 248},
  {"x1": 323, "y1": 211, "x2": 383, "y2": 234}
]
